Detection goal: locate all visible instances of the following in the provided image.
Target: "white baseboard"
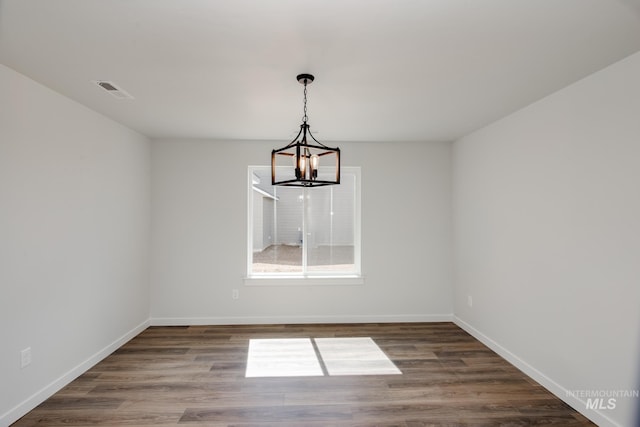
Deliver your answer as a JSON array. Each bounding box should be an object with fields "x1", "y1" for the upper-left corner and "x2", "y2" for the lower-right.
[
  {"x1": 453, "y1": 316, "x2": 621, "y2": 427},
  {"x1": 1, "y1": 319, "x2": 150, "y2": 427},
  {"x1": 150, "y1": 313, "x2": 453, "y2": 326}
]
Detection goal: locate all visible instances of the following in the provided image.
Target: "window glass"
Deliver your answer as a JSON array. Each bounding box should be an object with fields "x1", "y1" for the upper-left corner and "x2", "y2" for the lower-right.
[{"x1": 248, "y1": 166, "x2": 360, "y2": 277}]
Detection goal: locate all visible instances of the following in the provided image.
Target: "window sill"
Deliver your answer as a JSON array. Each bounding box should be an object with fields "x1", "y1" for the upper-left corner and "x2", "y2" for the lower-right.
[{"x1": 243, "y1": 275, "x2": 365, "y2": 287}]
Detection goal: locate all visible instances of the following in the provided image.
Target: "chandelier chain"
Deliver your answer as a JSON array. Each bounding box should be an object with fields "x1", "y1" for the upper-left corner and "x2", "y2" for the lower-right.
[{"x1": 302, "y1": 81, "x2": 308, "y2": 123}]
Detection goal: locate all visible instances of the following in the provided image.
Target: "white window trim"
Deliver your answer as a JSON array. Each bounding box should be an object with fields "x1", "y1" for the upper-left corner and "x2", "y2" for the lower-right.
[
  {"x1": 243, "y1": 275, "x2": 365, "y2": 286},
  {"x1": 246, "y1": 166, "x2": 362, "y2": 283}
]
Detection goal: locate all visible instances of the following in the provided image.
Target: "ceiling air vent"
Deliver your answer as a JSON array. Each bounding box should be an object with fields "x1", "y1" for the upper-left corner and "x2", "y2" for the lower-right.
[{"x1": 93, "y1": 80, "x2": 134, "y2": 99}]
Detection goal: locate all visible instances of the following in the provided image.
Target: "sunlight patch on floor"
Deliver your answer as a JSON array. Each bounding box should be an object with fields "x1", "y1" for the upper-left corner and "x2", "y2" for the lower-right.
[
  {"x1": 245, "y1": 338, "x2": 324, "y2": 377},
  {"x1": 245, "y1": 337, "x2": 401, "y2": 378},
  {"x1": 315, "y1": 337, "x2": 402, "y2": 376}
]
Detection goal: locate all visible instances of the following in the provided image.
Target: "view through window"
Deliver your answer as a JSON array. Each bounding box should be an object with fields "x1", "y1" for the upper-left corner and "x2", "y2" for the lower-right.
[{"x1": 248, "y1": 166, "x2": 360, "y2": 277}]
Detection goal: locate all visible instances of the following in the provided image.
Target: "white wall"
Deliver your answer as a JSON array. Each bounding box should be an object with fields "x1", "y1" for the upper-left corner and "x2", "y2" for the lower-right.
[
  {"x1": 452, "y1": 52, "x2": 640, "y2": 427},
  {"x1": 150, "y1": 140, "x2": 452, "y2": 323},
  {"x1": 0, "y1": 65, "x2": 151, "y2": 425}
]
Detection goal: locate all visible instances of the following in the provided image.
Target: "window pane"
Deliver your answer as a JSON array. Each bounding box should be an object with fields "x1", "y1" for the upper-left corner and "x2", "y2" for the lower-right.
[
  {"x1": 249, "y1": 166, "x2": 359, "y2": 277},
  {"x1": 306, "y1": 174, "x2": 356, "y2": 273},
  {"x1": 251, "y1": 175, "x2": 303, "y2": 273}
]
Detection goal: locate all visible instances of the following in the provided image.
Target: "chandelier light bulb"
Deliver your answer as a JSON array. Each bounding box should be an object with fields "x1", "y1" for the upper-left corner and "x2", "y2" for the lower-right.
[
  {"x1": 310, "y1": 154, "x2": 319, "y2": 170},
  {"x1": 299, "y1": 155, "x2": 307, "y2": 176}
]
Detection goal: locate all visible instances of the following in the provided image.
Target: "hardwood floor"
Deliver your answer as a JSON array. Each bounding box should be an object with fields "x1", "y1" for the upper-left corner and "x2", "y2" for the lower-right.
[{"x1": 13, "y1": 323, "x2": 595, "y2": 426}]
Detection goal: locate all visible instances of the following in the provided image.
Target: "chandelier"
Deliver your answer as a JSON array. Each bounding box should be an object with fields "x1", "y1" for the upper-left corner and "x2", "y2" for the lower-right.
[{"x1": 271, "y1": 74, "x2": 341, "y2": 187}]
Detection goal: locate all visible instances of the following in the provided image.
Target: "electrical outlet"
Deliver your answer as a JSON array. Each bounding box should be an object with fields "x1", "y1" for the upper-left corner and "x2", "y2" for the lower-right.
[
  {"x1": 232, "y1": 289, "x2": 239, "y2": 300},
  {"x1": 467, "y1": 295, "x2": 473, "y2": 308},
  {"x1": 21, "y1": 347, "x2": 31, "y2": 368}
]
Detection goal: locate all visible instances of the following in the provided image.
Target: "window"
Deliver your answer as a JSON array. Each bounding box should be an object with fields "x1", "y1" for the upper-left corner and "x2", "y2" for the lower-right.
[{"x1": 247, "y1": 166, "x2": 361, "y2": 279}]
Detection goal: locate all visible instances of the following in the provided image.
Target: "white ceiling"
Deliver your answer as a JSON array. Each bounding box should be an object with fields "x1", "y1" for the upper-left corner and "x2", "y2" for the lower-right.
[{"x1": 1, "y1": 0, "x2": 639, "y2": 142}]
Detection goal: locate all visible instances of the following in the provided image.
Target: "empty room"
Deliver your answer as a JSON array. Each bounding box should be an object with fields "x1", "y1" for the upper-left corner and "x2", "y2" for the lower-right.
[{"x1": 1, "y1": 1, "x2": 639, "y2": 426}]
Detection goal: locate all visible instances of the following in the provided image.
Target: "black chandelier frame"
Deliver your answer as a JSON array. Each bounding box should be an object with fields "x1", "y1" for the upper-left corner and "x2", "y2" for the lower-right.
[{"x1": 271, "y1": 74, "x2": 341, "y2": 187}]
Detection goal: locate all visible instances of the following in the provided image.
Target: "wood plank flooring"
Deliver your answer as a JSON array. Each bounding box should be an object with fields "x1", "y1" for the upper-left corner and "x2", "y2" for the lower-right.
[{"x1": 12, "y1": 323, "x2": 595, "y2": 426}]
